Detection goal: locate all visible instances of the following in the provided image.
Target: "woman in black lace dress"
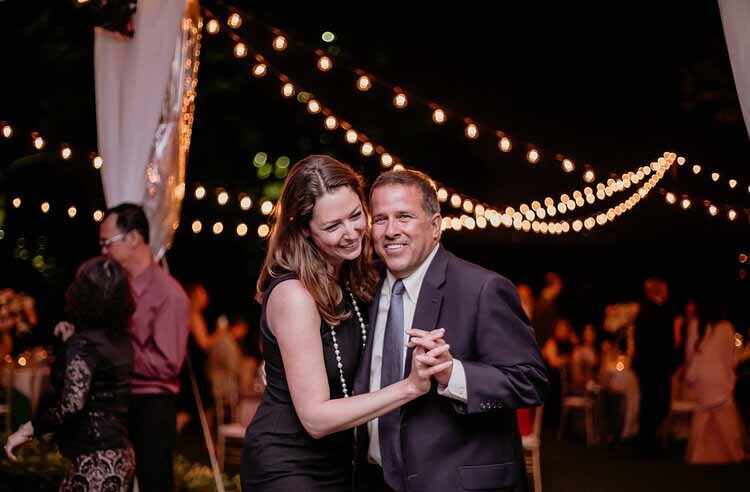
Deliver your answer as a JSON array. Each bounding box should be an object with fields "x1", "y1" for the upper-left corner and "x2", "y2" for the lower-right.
[
  {"x1": 241, "y1": 155, "x2": 451, "y2": 491},
  {"x1": 4, "y1": 257, "x2": 136, "y2": 492}
]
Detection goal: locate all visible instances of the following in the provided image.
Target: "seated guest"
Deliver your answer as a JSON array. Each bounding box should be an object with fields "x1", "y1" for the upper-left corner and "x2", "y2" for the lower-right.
[{"x1": 571, "y1": 323, "x2": 600, "y2": 394}]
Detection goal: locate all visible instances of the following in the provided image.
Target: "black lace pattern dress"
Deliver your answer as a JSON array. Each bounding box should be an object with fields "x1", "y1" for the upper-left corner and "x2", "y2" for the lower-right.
[{"x1": 33, "y1": 329, "x2": 135, "y2": 492}]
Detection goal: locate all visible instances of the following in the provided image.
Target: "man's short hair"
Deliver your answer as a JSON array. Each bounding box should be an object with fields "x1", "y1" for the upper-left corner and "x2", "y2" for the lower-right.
[
  {"x1": 370, "y1": 169, "x2": 440, "y2": 216},
  {"x1": 104, "y1": 203, "x2": 150, "y2": 245}
]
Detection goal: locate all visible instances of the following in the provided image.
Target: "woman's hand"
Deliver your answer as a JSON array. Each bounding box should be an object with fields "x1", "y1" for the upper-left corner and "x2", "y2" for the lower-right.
[
  {"x1": 4, "y1": 422, "x2": 33, "y2": 461},
  {"x1": 405, "y1": 329, "x2": 453, "y2": 396}
]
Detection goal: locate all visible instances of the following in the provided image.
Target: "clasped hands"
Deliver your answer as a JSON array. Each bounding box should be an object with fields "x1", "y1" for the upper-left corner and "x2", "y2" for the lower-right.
[{"x1": 405, "y1": 328, "x2": 454, "y2": 394}]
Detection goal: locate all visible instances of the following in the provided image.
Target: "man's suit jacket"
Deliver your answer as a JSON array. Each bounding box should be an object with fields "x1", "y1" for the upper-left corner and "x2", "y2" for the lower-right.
[{"x1": 354, "y1": 246, "x2": 549, "y2": 492}]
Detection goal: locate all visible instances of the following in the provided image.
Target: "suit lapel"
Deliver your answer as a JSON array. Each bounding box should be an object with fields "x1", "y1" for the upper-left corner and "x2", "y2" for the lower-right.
[{"x1": 403, "y1": 246, "x2": 449, "y2": 378}]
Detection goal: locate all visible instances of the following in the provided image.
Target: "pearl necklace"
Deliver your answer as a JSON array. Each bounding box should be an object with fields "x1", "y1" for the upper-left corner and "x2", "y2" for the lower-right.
[{"x1": 329, "y1": 283, "x2": 367, "y2": 398}]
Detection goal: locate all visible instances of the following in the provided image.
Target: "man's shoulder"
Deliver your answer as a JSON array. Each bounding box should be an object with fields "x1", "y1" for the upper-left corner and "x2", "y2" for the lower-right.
[
  {"x1": 148, "y1": 266, "x2": 189, "y2": 305},
  {"x1": 444, "y1": 249, "x2": 512, "y2": 288}
]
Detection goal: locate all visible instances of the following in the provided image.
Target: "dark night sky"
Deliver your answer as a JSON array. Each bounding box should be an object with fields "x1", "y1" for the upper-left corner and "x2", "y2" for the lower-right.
[{"x1": 1, "y1": 1, "x2": 749, "y2": 334}]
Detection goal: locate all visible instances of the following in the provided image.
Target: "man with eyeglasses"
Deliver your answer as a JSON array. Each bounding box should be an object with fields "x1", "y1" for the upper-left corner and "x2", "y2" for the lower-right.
[{"x1": 99, "y1": 203, "x2": 189, "y2": 492}]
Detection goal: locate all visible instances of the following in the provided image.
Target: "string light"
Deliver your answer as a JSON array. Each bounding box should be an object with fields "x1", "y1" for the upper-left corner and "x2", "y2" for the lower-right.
[
  {"x1": 281, "y1": 82, "x2": 295, "y2": 98},
  {"x1": 213, "y1": 222, "x2": 224, "y2": 234},
  {"x1": 32, "y1": 133, "x2": 45, "y2": 150},
  {"x1": 665, "y1": 192, "x2": 676, "y2": 204},
  {"x1": 192, "y1": 220, "x2": 202, "y2": 233},
  {"x1": 345, "y1": 129, "x2": 358, "y2": 144},
  {"x1": 728, "y1": 209, "x2": 738, "y2": 221},
  {"x1": 708, "y1": 204, "x2": 719, "y2": 216},
  {"x1": 498, "y1": 136, "x2": 512, "y2": 153},
  {"x1": 67, "y1": 206, "x2": 77, "y2": 218},
  {"x1": 12, "y1": 198, "x2": 21, "y2": 208},
  {"x1": 526, "y1": 149, "x2": 540, "y2": 164},
  {"x1": 93, "y1": 210, "x2": 103, "y2": 222},
  {"x1": 195, "y1": 186, "x2": 206, "y2": 200},
  {"x1": 236, "y1": 223, "x2": 248, "y2": 236},
  {"x1": 306, "y1": 99, "x2": 321, "y2": 114},
  {"x1": 324, "y1": 115, "x2": 338, "y2": 130},
  {"x1": 252, "y1": 63, "x2": 268, "y2": 77},
  {"x1": 258, "y1": 224, "x2": 270, "y2": 238},
  {"x1": 562, "y1": 158, "x2": 575, "y2": 173},
  {"x1": 233, "y1": 43, "x2": 247, "y2": 58},
  {"x1": 317, "y1": 56, "x2": 333, "y2": 72},
  {"x1": 583, "y1": 168, "x2": 595, "y2": 183},
  {"x1": 92, "y1": 155, "x2": 103, "y2": 169},
  {"x1": 217, "y1": 190, "x2": 229, "y2": 205},
  {"x1": 272, "y1": 35, "x2": 288, "y2": 51},
  {"x1": 729, "y1": 179, "x2": 737, "y2": 189},
  {"x1": 206, "y1": 19, "x2": 220, "y2": 34},
  {"x1": 356, "y1": 75, "x2": 372, "y2": 92},
  {"x1": 61, "y1": 146, "x2": 72, "y2": 160},
  {"x1": 240, "y1": 194, "x2": 252, "y2": 210},
  {"x1": 227, "y1": 13, "x2": 242, "y2": 29},
  {"x1": 432, "y1": 108, "x2": 446, "y2": 124},
  {"x1": 381, "y1": 153, "x2": 394, "y2": 168},
  {"x1": 361, "y1": 142, "x2": 374, "y2": 156},
  {"x1": 393, "y1": 92, "x2": 408, "y2": 109},
  {"x1": 41, "y1": 202, "x2": 50, "y2": 214},
  {"x1": 260, "y1": 200, "x2": 274, "y2": 215},
  {"x1": 692, "y1": 164, "x2": 702, "y2": 174},
  {"x1": 711, "y1": 172, "x2": 720, "y2": 182},
  {"x1": 465, "y1": 123, "x2": 479, "y2": 139},
  {"x1": 2, "y1": 125, "x2": 12, "y2": 138}
]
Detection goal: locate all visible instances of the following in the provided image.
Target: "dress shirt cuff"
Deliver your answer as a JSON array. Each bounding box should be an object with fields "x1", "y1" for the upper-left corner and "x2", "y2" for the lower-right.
[{"x1": 437, "y1": 359, "x2": 468, "y2": 403}]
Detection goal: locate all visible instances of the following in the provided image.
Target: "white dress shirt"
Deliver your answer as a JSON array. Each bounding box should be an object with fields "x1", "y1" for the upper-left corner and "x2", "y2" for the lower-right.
[{"x1": 367, "y1": 244, "x2": 468, "y2": 465}]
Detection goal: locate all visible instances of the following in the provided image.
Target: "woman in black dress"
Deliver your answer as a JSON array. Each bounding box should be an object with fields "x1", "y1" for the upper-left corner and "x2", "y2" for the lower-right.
[
  {"x1": 4, "y1": 257, "x2": 136, "y2": 492},
  {"x1": 241, "y1": 155, "x2": 450, "y2": 491}
]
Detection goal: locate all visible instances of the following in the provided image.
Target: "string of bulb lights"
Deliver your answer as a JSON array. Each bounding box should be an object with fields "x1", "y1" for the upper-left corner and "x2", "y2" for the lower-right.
[
  {"x1": 206, "y1": 4, "x2": 709, "y2": 188},
  {"x1": 441, "y1": 153, "x2": 675, "y2": 234},
  {"x1": 0, "y1": 120, "x2": 103, "y2": 170}
]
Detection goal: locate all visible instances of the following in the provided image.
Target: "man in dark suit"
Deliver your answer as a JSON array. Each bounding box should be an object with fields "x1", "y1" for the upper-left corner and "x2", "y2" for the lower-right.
[{"x1": 355, "y1": 169, "x2": 549, "y2": 492}]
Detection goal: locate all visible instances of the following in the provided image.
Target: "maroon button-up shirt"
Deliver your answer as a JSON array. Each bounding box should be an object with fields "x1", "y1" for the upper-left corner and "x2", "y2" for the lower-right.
[{"x1": 129, "y1": 262, "x2": 189, "y2": 394}]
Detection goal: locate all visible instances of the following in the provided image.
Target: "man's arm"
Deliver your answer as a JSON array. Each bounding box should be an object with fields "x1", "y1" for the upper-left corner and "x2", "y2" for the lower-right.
[{"x1": 458, "y1": 274, "x2": 549, "y2": 414}]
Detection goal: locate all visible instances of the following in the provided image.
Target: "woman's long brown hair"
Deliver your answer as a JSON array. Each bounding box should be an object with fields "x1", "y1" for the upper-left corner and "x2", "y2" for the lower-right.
[{"x1": 256, "y1": 155, "x2": 379, "y2": 326}]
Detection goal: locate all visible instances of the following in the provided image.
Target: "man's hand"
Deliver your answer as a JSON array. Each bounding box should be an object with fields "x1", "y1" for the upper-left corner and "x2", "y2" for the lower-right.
[{"x1": 407, "y1": 328, "x2": 454, "y2": 386}]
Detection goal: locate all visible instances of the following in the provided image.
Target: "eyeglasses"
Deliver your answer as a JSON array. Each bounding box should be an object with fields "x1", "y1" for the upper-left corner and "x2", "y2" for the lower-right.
[{"x1": 99, "y1": 233, "x2": 126, "y2": 248}]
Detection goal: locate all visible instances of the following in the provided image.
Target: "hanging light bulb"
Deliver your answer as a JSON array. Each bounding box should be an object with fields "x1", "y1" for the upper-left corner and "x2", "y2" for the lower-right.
[
  {"x1": 360, "y1": 142, "x2": 374, "y2": 156},
  {"x1": 206, "y1": 19, "x2": 220, "y2": 35},
  {"x1": 92, "y1": 155, "x2": 103, "y2": 169},
  {"x1": 526, "y1": 148, "x2": 540, "y2": 164},
  {"x1": 450, "y1": 194, "x2": 462, "y2": 208},
  {"x1": 252, "y1": 63, "x2": 267, "y2": 77},
  {"x1": 233, "y1": 42, "x2": 248, "y2": 58},
  {"x1": 437, "y1": 188, "x2": 448, "y2": 202},
  {"x1": 692, "y1": 164, "x2": 702, "y2": 174},
  {"x1": 324, "y1": 115, "x2": 338, "y2": 130},
  {"x1": 217, "y1": 190, "x2": 229, "y2": 205},
  {"x1": 93, "y1": 210, "x2": 104, "y2": 222},
  {"x1": 393, "y1": 92, "x2": 408, "y2": 108},
  {"x1": 729, "y1": 179, "x2": 738, "y2": 189},
  {"x1": 213, "y1": 222, "x2": 224, "y2": 235},
  {"x1": 67, "y1": 206, "x2": 77, "y2": 218},
  {"x1": 258, "y1": 224, "x2": 270, "y2": 238},
  {"x1": 432, "y1": 108, "x2": 446, "y2": 124},
  {"x1": 728, "y1": 209, "x2": 738, "y2": 221},
  {"x1": 41, "y1": 202, "x2": 50, "y2": 214},
  {"x1": 680, "y1": 197, "x2": 691, "y2": 209},
  {"x1": 465, "y1": 123, "x2": 478, "y2": 139},
  {"x1": 498, "y1": 137, "x2": 512, "y2": 152},
  {"x1": 562, "y1": 159, "x2": 575, "y2": 173},
  {"x1": 380, "y1": 153, "x2": 394, "y2": 167},
  {"x1": 195, "y1": 186, "x2": 206, "y2": 200},
  {"x1": 12, "y1": 198, "x2": 21, "y2": 208},
  {"x1": 665, "y1": 192, "x2": 677, "y2": 204},
  {"x1": 281, "y1": 82, "x2": 295, "y2": 98},
  {"x1": 317, "y1": 56, "x2": 333, "y2": 72},
  {"x1": 711, "y1": 172, "x2": 720, "y2": 182},
  {"x1": 583, "y1": 168, "x2": 595, "y2": 183},
  {"x1": 260, "y1": 200, "x2": 274, "y2": 215},
  {"x1": 345, "y1": 129, "x2": 358, "y2": 144},
  {"x1": 227, "y1": 13, "x2": 242, "y2": 29},
  {"x1": 272, "y1": 35, "x2": 288, "y2": 51},
  {"x1": 191, "y1": 220, "x2": 202, "y2": 233},
  {"x1": 2, "y1": 125, "x2": 12, "y2": 138},
  {"x1": 61, "y1": 146, "x2": 72, "y2": 160},
  {"x1": 306, "y1": 99, "x2": 321, "y2": 114},
  {"x1": 240, "y1": 194, "x2": 252, "y2": 210},
  {"x1": 236, "y1": 223, "x2": 249, "y2": 237},
  {"x1": 356, "y1": 75, "x2": 372, "y2": 91},
  {"x1": 32, "y1": 133, "x2": 45, "y2": 150},
  {"x1": 708, "y1": 204, "x2": 718, "y2": 216}
]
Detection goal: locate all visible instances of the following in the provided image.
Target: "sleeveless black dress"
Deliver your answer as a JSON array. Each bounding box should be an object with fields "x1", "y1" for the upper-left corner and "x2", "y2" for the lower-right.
[{"x1": 241, "y1": 273, "x2": 365, "y2": 491}]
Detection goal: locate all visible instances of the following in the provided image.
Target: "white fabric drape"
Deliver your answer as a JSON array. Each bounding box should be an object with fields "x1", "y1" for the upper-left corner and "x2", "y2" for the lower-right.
[
  {"x1": 718, "y1": 0, "x2": 750, "y2": 141},
  {"x1": 95, "y1": 0, "x2": 200, "y2": 257}
]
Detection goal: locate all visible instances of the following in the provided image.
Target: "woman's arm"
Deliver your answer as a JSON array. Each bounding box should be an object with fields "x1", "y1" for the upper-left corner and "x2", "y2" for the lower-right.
[{"x1": 268, "y1": 280, "x2": 448, "y2": 439}]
